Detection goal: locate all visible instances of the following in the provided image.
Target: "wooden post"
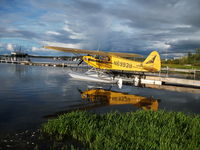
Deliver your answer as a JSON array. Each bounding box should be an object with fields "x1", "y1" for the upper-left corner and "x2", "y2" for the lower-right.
[{"x1": 166, "y1": 66, "x2": 169, "y2": 77}]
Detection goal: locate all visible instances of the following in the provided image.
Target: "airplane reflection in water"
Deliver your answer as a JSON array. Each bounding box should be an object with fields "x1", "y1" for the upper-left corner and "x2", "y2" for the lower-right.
[
  {"x1": 44, "y1": 87, "x2": 160, "y2": 118},
  {"x1": 80, "y1": 88, "x2": 159, "y2": 111}
]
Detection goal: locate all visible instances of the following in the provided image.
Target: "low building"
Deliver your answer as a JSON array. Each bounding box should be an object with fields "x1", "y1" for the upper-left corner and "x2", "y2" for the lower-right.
[{"x1": 11, "y1": 51, "x2": 30, "y2": 62}]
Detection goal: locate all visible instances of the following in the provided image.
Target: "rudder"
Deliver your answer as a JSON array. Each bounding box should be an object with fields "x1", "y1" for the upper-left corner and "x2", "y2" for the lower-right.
[{"x1": 142, "y1": 51, "x2": 161, "y2": 72}]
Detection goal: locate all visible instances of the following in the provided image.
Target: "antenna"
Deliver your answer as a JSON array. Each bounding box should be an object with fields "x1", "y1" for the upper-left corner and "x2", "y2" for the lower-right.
[{"x1": 97, "y1": 42, "x2": 101, "y2": 51}]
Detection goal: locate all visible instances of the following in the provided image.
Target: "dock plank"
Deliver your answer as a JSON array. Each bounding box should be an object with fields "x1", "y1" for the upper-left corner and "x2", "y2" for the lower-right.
[{"x1": 146, "y1": 76, "x2": 200, "y2": 87}]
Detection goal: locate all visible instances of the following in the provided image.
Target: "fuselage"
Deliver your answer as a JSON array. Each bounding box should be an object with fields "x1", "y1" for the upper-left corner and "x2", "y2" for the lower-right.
[
  {"x1": 83, "y1": 54, "x2": 160, "y2": 72},
  {"x1": 83, "y1": 55, "x2": 147, "y2": 71}
]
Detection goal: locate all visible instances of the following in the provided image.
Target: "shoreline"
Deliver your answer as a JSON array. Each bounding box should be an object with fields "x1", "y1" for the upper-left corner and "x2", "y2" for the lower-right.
[{"x1": 1, "y1": 110, "x2": 200, "y2": 149}]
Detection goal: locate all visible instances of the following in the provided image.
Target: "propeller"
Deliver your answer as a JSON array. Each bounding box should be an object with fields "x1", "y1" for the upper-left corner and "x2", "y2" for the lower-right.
[
  {"x1": 78, "y1": 59, "x2": 84, "y2": 66},
  {"x1": 77, "y1": 88, "x2": 83, "y2": 94}
]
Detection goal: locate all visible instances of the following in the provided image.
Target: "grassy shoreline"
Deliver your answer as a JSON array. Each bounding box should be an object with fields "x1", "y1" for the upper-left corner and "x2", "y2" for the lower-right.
[
  {"x1": 162, "y1": 64, "x2": 200, "y2": 70},
  {"x1": 42, "y1": 110, "x2": 200, "y2": 150}
]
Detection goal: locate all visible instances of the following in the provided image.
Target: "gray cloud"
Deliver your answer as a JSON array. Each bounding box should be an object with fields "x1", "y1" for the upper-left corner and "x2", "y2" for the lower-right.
[
  {"x1": 0, "y1": 28, "x2": 39, "y2": 39},
  {"x1": 167, "y1": 39, "x2": 200, "y2": 52},
  {"x1": 1, "y1": 0, "x2": 200, "y2": 57},
  {"x1": 45, "y1": 30, "x2": 83, "y2": 44},
  {"x1": 72, "y1": 0, "x2": 103, "y2": 13}
]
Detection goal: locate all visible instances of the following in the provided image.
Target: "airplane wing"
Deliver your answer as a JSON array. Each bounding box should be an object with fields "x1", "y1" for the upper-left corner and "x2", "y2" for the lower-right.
[{"x1": 44, "y1": 46, "x2": 143, "y2": 58}]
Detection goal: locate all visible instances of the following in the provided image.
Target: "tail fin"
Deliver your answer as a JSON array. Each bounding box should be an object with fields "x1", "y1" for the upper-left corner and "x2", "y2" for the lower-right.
[{"x1": 142, "y1": 51, "x2": 161, "y2": 72}]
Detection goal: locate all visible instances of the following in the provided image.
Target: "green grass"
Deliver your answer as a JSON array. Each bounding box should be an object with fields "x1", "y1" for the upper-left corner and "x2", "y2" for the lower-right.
[
  {"x1": 162, "y1": 64, "x2": 200, "y2": 70},
  {"x1": 42, "y1": 110, "x2": 200, "y2": 150}
]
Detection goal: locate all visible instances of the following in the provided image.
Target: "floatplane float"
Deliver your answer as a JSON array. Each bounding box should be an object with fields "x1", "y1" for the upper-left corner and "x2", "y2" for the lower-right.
[
  {"x1": 44, "y1": 46, "x2": 162, "y2": 87},
  {"x1": 68, "y1": 69, "x2": 123, "y2": 88}
]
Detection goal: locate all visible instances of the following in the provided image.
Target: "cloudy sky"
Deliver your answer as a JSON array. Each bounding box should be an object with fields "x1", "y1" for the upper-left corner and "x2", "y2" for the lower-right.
[{"x1": 1, "y1": 0, "x2": 200, "y2": 57}]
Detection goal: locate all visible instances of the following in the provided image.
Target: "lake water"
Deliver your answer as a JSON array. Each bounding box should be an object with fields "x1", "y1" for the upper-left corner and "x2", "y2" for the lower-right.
[{"x1": 0, "y1": 63, "x2": 200, "y2": 134}]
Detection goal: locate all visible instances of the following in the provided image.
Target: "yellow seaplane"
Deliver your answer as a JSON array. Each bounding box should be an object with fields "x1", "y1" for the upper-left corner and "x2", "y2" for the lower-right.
[
  {"x1": 80, "y1": 88, "x2": 159, "y2": 111},
  {"x1": 44, "y1": 46, "x2": 161, "y2": 85}
]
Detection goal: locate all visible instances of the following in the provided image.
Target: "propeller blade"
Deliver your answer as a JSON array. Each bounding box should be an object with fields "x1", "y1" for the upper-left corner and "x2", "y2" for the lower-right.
[
  {"x1": 77, "y1": 88, "x2": 83, "y2": 94},
  {"x1": 78, "y1": 60, "x2": 83, "y2": 66}
]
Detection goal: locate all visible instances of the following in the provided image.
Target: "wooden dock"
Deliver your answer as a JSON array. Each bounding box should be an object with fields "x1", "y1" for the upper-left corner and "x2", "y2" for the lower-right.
[{"x1": 145, "y1": 76, "x2": 200, "y2": 87}]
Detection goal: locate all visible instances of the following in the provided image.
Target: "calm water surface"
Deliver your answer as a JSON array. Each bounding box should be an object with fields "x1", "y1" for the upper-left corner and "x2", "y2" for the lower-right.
[{"x1": 0, "y1": 63, "x2": 200, "y2": 134}]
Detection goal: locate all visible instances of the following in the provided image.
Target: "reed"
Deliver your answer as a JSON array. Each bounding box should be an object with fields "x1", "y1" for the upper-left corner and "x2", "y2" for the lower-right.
[{"x1": 42, "y1": 110, "x2": 200, "y2": 150}]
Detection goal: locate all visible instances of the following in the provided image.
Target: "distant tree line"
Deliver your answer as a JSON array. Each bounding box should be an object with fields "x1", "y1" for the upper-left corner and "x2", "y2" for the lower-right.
[{"x1": 163, "y1": 48, "x2": 200, "y2": 66}]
